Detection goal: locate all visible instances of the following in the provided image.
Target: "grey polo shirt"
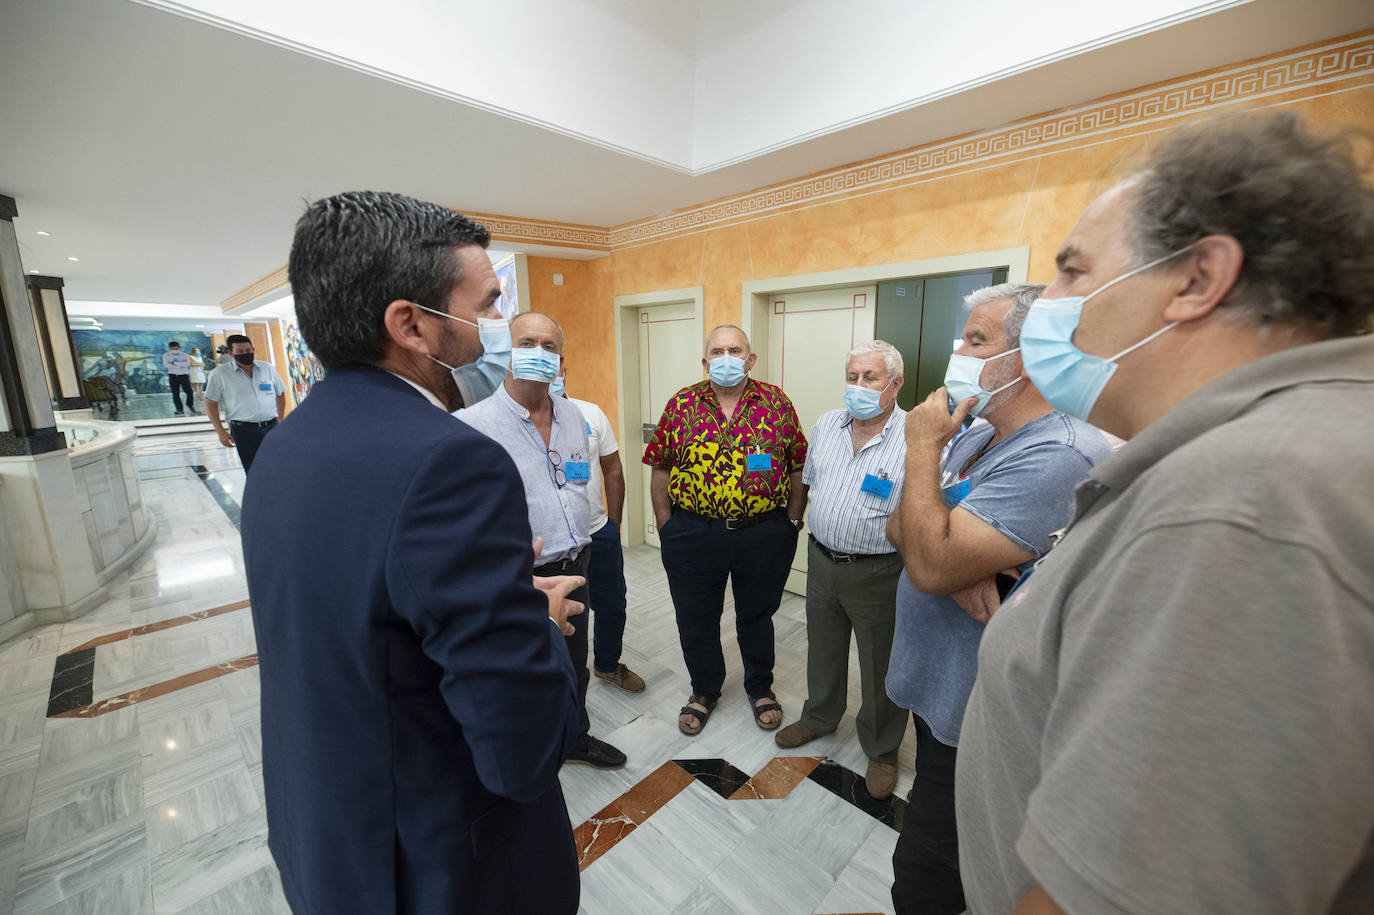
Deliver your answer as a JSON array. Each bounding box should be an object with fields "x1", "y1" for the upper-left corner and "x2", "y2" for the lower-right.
[
  {"x1": 204, "y1": 361, "x2": 286, "y2": 422},
  {"x1": 454, "y1": 384, "x2": 592, "y2": 565},
  {"x1": 956, "y1": 335, "x2": 1374, "y2": 914}
]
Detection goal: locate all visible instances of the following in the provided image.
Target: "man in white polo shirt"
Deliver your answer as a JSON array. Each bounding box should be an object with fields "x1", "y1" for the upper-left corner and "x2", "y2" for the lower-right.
[
  {"x1": 162, "y1": 340, "x2": 194, "y2": 414},
  {"x1": 205, "y1": 333, "x2": 287, "y2": 473},
  {"x1": 554, "y1": 365, "x2": 645, "y2": 693}
]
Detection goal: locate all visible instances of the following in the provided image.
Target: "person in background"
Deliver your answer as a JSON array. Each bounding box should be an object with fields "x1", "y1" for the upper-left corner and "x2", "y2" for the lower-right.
[
  {"x1": 885, "y1": 284, "x2": 1112, "y2": 915},
  {"x1": 242, "y1": 190, "x2": 584, "y2": 914},
  {"x1": 555, "y1": 365, "x2": 646, "y2": 693},
  {"x1": 774, "y1": 340, "x2": 910, "y2": 801},
  {"x1": 188, "y1": 346, "x2": 207, "y2": 403},
  {"x1": 204, "y1": 334, "x2": 286, "y2": 473},
  {"x1": 457, "y1": 313, "x2": 629, "y2": 769},
  {"x1": 162, "y1": 340, "x2": 193, "y2": 414},
  {"x1": 956, "y1": 111, "x2": 1374, "y2": 915},
  {"x1": 644, "y1": 324, "x2": 807, "y2": 735}
]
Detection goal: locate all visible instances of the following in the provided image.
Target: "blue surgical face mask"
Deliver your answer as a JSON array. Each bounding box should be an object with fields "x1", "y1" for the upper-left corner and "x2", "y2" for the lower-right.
[
  {"x1": 707, "y1": 354, "x2": 747, "y2": 387},
  {"x1": 843, "y1": 379, "x2": 894, "y2": 420},
  {"x1": 1020, "y1": 245, "x2": 1193, "y2": 420},
  {"x1": 551, "y1": 375, "x2": 566, "y2": 397},
  {"x1": 943, "y1": 348, "x2": 1021, "y2": 418},
  {"x1": 511, "y1": 346, "x2": 560, "y2": 383},
  {"x1": 415, "y1": 304, "x2": 511, "y2": 406}
]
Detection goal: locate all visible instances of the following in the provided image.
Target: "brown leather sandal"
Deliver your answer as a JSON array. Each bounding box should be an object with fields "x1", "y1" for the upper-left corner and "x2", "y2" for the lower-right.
[
  {"x1": 678, "y1": 694, "x2": 718, "y2": 736},
  {"x1": 751, "y1": 692, "x2": 783, "y2": 730}
]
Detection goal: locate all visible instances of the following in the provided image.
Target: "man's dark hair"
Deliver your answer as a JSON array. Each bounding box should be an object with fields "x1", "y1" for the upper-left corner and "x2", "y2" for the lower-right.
[
  {"x1": 288, "y1": 191, "x2": 490, "y2": 370},
  {"x1": 226, "y1": 334, "x2": 252, "y2": 349},
  {"x1": 168, "y1": 341, "x2": 180, "y2": 348},
  {"x1": 1129, "y1": 111, "x2": 1374, "y2": 337}
]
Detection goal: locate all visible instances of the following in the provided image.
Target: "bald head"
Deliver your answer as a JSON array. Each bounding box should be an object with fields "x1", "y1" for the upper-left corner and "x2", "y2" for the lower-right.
[
  {"x1": 705, "y1": 324, "x2": 750, "y2": 358},
  {"x1": 510, "y1": 311, "x2": 564, "y2": 353}
]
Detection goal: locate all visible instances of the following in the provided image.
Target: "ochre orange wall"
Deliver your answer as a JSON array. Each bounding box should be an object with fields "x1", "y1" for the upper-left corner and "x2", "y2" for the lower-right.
[{"x1": 528, "y1": 31, "x2": 1374, "y2": 444}]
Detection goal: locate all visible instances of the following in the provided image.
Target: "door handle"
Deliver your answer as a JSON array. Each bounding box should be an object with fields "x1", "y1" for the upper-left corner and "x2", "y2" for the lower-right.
[{"x1": 641, "y1": 423, "x2": 656, "y2": 444}]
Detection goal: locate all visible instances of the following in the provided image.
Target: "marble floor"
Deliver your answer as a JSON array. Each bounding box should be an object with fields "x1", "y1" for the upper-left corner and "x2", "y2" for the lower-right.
[{"x1": 0, "y1": 431, "x2": 918, "y2": 914}]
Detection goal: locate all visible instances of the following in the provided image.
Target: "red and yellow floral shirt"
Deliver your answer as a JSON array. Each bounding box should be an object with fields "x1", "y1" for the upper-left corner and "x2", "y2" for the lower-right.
[{"x1": 643, "y1": 378, "x2": 807, "y2": 519}]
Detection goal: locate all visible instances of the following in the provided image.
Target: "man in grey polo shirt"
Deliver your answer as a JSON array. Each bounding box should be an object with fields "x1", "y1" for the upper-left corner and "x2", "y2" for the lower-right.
[
  {"x1": 456, "y1": 312, "x2": 627, "y2": 771},
  {"x1": 774, "y1": 340, "x2": 909, "y2": 801},
  {"x1": 957, "y1": 112, "x2": 1374, "y2": 914},
  {"x1": 205, "y1": 333, "x2": 286, "y2": 473},
  {"x1": 884, "y1": 284, "x2": 1111, "y2": 915}
]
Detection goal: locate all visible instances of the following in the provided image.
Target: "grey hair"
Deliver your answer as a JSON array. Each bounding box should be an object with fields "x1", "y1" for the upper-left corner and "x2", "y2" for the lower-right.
[
  {"x1": 845, "y1": 340, "x2": 903, "y2": 379},
  {"x1": 705, "y1": 324, "x2": 750, "y2": 354},
  {"x1": 510, "y1": 310, "x2": 564, "y2": 350},
  {"x1": 964, "y1": 283, "x2": 1047, "y2": 347}
]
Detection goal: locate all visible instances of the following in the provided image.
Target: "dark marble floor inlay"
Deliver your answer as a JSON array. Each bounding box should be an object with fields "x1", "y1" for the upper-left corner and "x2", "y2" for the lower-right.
[
  {"x1": 671, "y1": 758, "x2": 753, "y2": 799},
  {"x1": 191, "y1": 464, "x2": 241, "y2": 529},
  {"x1": 46, "y1": 648, "x2": 96, "y2": 716},
  {"x1": 807, "y1": 758, "x2": 906, "y2": 830}
]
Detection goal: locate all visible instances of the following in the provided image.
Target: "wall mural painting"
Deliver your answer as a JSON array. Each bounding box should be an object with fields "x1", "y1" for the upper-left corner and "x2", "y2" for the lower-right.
[
  {"x1": 283, "y1": 320, "x2": 324, "y2": 404},
  {"x1": 494, "y1": 257, "x2": 520, "y2": 319},
  {"x1": 73, "y1": 329, "x2": 215, "y2": 397}
]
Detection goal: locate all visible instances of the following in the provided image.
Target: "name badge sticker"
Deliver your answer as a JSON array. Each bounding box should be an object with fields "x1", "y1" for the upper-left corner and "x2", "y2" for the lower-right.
[
  {"x1": 258, "y1": 382, "x2": 273, "y2": 392},
  {"x1": 860, "y1": 473, "x2": 894, "y2": 500},
  {"x1": 942, "y1": 477, "x2": 972, "y2": 508},
  {"x1": 746, "y1": 452, "x2": 772, "y2": 473},
  {"x1": 566, "y1": 461, "x2": 591, "y2": 483}
]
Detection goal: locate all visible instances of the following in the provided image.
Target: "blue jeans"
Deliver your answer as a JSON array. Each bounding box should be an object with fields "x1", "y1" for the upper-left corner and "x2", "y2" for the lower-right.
[
  {"x1": 588, "y1": 519, "x2": 628, "y2": 673},
  {"x1": 230, "y1": 420, "x2": 277, "y2": 473}
]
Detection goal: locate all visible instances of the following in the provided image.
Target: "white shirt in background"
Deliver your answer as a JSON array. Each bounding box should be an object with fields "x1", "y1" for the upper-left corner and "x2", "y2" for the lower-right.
[{"x1": 567, "y1": 397, "x2": 618, "y2": 534}]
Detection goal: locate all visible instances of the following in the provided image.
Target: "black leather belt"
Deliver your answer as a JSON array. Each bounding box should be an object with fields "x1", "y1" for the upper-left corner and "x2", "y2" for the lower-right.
[
  {"x1": 533, "y1": 550, "x2": 585, "y2": 576},
  {"x1": 229, "y1": 419, "x2": 278, "y2": 428},
  {"x1": 809, "y1": 534, "x2": 889, "y2": 564},
  {"x1": 673, "y1": 507, "x2": 786, "y2": 531}
]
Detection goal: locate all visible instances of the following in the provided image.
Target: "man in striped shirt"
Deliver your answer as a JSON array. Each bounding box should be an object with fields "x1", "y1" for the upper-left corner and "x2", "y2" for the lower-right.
[{"x1": 774, "y1": 340, "x2": 909, "y2": 801}]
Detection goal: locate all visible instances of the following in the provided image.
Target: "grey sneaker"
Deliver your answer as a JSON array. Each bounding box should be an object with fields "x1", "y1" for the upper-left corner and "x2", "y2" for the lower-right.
[{"x1": 593, "y1": 663, "x2": 646, "y2": 693}]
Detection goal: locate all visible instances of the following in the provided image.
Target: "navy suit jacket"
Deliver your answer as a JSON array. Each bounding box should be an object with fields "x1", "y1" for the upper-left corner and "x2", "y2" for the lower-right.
[{"x1": 241, "y1": 366, "x2": 581, "y2": 914}]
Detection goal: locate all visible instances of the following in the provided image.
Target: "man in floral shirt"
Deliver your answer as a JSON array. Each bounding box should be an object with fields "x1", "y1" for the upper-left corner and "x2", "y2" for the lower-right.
[{"x1": 645, "y1": 324, "x2": 808, "y2": 736}]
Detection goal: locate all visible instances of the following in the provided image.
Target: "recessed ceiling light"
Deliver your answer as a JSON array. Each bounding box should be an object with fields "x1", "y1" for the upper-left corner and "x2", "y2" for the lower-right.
[
  {"x1": 67, "y1": 256, "x2": 79, "y2": 262},
  {"x1": 195, "y1": 324, "x2": 205, "y2": 328},
  {"x1": 28, "y1": 269, "x2": 38, "y2": 274},
  {"x1": 36, "y1": 230, "x2": 51, "y2": 236}
]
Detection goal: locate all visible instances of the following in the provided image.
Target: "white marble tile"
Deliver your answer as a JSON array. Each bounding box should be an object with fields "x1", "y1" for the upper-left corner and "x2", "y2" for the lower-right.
[
  {"x1": 12, "y1": 814, "x2": 146, "y2": 914},
  {"x1": 141, "y1": 734, "x2": 247, "y2": 810},
  {"x1": 579, "y1": 806, "x2": 709, "y2": 915},
  {"x1": 0, "y1": 626, "x2": 62, "y2": 667},
  {"x1": 699, "y1": 828, "x2": 835, "y2": 915},
  {"x1": 758, "y1": 779, "x2": 878, "y2": 878},
  {"x1": 28, "y1": 862, "x2": 150, "y2": 915},
  {"x1": 635, "y1": 781, "x2": 774, "y2": 875},
  {"x1": 812, "y1": 823, "x2": 898, "y2": 915},
  {"x1": 558, "y1": 758, "x2": 638, "y2": 826},
  {"x1": 147, "y1": 809, "x2": 272, "y2": 915},
  {"x1": 24, "y1": 742, "x2": 142, "y2": 859},
  {"x1": 666, "y1": 884, "x2": 745, "y2": 915},
  {"x1": 39, "y1": 709, "x2": 139, "y2": 769},
  {"x1": 144, "y1": 769, "x2": 260, "y2": 858},
  {"x1": 169, "y1": 864, "x2": 290, "y2": 915}
]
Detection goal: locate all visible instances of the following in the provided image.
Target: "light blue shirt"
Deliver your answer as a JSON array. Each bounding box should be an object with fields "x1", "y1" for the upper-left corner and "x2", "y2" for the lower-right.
[
  {"x1": 802, "y1": 407, "x2": 907, "y2": 555},
  {"x1": 204, "y1": 360, "x2": 285, "y2": 422},
  {"x1": 455, "y1": 385, "x2": 592, "y2": 564},
  {"x1": 885, "y1": 412, "x2": 1113, "y2": 746}
]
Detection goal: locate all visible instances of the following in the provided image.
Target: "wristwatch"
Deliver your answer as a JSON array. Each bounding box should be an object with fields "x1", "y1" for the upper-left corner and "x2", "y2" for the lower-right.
[{"x1": 790, "y1": 518, "x2": 804, "y2": 531}]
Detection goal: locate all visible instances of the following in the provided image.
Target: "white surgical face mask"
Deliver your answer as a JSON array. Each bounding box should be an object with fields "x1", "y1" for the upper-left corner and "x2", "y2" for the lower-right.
[
  {"x1": 414, "y1": 304, "x2": 512, "y2": 405},
  {"x1": 943, "y1": 348, "x2": 1021, "y2": 417}
]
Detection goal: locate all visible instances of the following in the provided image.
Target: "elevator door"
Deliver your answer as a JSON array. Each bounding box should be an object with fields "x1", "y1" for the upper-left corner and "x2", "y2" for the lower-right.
[
  {"x1": 637, "y1": 302, "x2": 702, "y2": 548},
  {"x1": 766, "y1": 284, "x2": 877, "y2": 595}
]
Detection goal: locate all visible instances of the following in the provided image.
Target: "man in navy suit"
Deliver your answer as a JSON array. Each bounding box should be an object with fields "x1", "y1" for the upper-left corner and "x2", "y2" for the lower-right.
[{"x1": 242, "y1": 191, "x2": 584, "y2": 914}]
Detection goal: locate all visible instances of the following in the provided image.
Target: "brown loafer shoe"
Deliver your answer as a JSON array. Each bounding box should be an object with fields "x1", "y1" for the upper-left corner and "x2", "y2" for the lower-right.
[
  {"x1": 774, "y1": 720, "x2": 832, "y2": 749},
  {"x1": 865, "y1": 760, "x2": 898, "y2": 800},
  {"x1": 593, "y1": 663, "x2": 646, "y2": 693}
]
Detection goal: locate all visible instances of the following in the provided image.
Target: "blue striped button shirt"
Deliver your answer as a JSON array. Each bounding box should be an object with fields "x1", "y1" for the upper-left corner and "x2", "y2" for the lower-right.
[{"x1": 803, "y1": 407, "x2": 907, "y2": 555}]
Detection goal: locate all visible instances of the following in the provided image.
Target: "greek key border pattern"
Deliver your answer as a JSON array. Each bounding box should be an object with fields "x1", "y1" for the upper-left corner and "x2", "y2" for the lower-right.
[
  {"x1": 470, "y1": 213, "x2": 611, "y2": 250},
  {"x1": 609, "y1": 34, "x2": 1374, "y2": 247}
]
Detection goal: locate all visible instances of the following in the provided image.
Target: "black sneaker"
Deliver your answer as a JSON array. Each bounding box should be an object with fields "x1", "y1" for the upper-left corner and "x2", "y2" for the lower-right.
[{"x1": 565, "y1": 735, "x2": 626, "y2": 770}]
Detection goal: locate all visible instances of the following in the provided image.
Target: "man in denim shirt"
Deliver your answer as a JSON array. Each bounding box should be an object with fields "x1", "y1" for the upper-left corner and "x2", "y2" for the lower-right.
[{"x1": 884, "y1": 284, "x2": 1111, "y2": 915}]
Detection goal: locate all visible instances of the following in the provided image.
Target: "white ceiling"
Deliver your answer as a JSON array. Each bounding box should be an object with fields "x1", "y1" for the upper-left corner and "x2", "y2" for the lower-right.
[{"x1": 3, "y1": 0, "x2": 1371, "y2": 308}]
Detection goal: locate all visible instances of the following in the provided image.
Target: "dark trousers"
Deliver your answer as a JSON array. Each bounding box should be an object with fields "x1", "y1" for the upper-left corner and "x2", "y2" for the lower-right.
[
  {"x1": 169, "y1": 374, "x2": 194, "y2": 412},
  {"x1": 892, "y1": 714, "x2": 965, "y2": 915},
  {"x1": 588, "y1": 519, "x2": 627, "y2": 673},
  {"x1": 534, "y1": 550, "x2": 590, "y2": 739},
  {"x1": 658, "y1": 509, "x2": 798, "y2": 700},
  {"x1": 230, "y1": 420, "x2": 277, "y2": 474}
]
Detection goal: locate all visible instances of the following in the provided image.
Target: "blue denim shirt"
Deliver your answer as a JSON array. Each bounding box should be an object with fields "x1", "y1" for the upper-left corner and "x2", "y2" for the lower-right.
[{"x1": 885, "y1": 412, "x2": 1112, "y2": 746}]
